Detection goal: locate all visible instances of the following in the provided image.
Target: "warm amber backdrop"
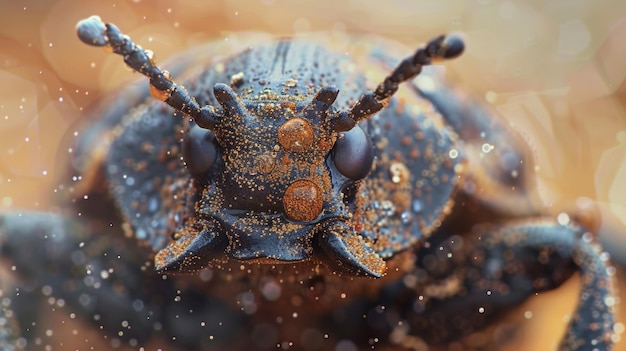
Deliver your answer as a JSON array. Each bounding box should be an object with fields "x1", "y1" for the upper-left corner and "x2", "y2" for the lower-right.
[{"x1": 0, "y1": 1, "x2": 625, "y2": 350}]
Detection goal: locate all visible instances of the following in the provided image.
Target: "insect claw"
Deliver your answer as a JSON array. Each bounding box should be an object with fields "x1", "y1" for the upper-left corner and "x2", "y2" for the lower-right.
[
  {"x1": 316, "y1": 220, "x2": 386, "y2": 277},
  {"x1": 154, "y1": 219, "x2": 227, "y2": 273}
]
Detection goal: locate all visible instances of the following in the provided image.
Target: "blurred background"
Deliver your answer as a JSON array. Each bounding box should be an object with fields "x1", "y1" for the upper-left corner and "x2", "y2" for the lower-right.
[{"x1": 0, "y1": 0, "x2": 625, "y2": 350}]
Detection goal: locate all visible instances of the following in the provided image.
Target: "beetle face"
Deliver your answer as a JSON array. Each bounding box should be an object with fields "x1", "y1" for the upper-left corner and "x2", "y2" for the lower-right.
[
  {"x1": 206, "y1": 93, "x2": 338, "y2": 223},
  {"x1": 156, "y1": 85, "x2": 379, "y2": 274}
]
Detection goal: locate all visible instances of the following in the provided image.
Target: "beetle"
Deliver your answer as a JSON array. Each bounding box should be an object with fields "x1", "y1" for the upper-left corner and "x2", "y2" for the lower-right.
[{"x1": 0, "y1": 15, "x2": 616, "y2": 350}]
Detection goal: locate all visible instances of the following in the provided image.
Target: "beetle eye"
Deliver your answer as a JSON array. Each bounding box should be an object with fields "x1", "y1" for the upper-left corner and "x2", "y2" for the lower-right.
[
  {"x1": 182, "y1": 125, "x2": 218, "y2": 176},
  {"x1": 331, "y1": 126, "x2": 374, "y2": 180}
]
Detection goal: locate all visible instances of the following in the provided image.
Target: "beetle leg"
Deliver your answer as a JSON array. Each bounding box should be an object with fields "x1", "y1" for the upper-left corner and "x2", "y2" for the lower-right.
[
  {"x1": 0, "y1": 293, "x2": 19, "y2": 350},
  {"x1": 0, "y1": 212, "x2": 160, "y2": 344},
  {"x1": 0, "y1": 212, "x2": 248, "y2": 348},
  {"x1": 379, "y1": 219, "x2": 614, "y2": 349}
]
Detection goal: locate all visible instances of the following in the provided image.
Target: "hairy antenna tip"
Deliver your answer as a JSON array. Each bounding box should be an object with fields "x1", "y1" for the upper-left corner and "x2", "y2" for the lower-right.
[
  {"x1": 442, "y1": 35, "x2": 465, "y2": 59},
  {"x1": 76, "y1": 15, "x2": 108, "y2": 47}
]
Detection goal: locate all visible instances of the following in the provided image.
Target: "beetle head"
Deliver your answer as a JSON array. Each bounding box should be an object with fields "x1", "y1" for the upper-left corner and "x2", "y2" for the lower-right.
[{"x1": 156, "y1": 83, "x2": 384, "y2": 276}]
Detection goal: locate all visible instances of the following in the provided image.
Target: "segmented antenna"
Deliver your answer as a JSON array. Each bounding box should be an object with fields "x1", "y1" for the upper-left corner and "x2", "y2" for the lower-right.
[
  {"x1": 77, "y1": 16, "x2": 464, "y2": 135},
  {"x1": 76, "y1": 16, "x2": 220, "y2": 130},
  {"x1": 330, "y1": 34, "x2": 465, "y2": 132}
]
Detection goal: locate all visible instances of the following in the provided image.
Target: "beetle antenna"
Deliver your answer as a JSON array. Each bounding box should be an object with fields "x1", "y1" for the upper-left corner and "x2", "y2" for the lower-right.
[
  {"x1": 331, "y1": 34, "x2": 464, "y2": 132},
  {"x1": 76, "y1": 16, "x2": 220, "y2": 130},
  {"x1": 302, "y1": 86, "x2": 340, "y2": 122}
]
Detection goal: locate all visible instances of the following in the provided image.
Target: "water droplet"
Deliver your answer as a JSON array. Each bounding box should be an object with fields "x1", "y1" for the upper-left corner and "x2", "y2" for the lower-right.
[
  {"x1": 136, "y1": 228, "x2": 147, "y2": 240},
  {"x1": 607, "y1": 266, "x2": 616, "y2": 276},
  {"x1": 412, "y1": 200, "x2": 423, "y2": 213},
  {"x1": 148, "y1": 197, "x2": 158, "y2": 212},
  {"x1": 132, "y1": 299, "x2": 144, "y2": 312},
  {"x1": 557, "y1": 212, "x2": 570, "y2": 225},
  {"x1": 261, "y1": 280, "x2": 281, "y2": 301},
  {"x1": 401, "y1": 211, "x2": 412, "y2": 224},
  {"x1": 481, "y1": 143, "x2": 493, "y2": 153},
  {"x1": 448, "y1": 149, "x2": 459, "y2": 159}
]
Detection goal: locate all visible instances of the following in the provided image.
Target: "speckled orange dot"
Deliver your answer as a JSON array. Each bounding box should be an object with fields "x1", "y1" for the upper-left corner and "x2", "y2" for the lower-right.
[
  {"x1": 389, "y1": 162, "x2": 410, "y2": 185},
  {"x1": 283, "y1": 179, "x2": 323, "y2": 222},
  {"x1": 253, "y1": 152, "x2": 275, "y2": 174},
  {"x1": 149, "y1": 84, "x2": 170, "y2": 102},
  {"x1": 277, "y1": 118, "x2": 314, "y2": 153}
]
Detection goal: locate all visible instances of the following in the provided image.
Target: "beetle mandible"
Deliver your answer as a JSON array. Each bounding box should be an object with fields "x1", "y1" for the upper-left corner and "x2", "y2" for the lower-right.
[{"x1": 0, "y1": 15, "x2": 616, "y2": 351}]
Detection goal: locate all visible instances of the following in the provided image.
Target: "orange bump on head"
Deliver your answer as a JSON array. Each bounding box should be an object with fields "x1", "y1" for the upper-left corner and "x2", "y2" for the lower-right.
[
  {"x1": 283, "y1": 179, "x2": 323, "y2": 222},
  {"x1": 278, "y1": 118, "x2": 314, "y2": 153},
  {"x1": 253, "y1": 152, "x2": 275, "y2": 174}
]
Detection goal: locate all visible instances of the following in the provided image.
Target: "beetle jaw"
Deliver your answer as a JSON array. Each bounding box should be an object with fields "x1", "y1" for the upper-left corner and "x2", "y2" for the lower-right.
[
  {"x1": 154, "y1": 216, "x2": 227, "y2": 273},
  {"x1": 155, "y1": 213, "x2": 386, "y2": 277},
  {"x1": 316, "y1": 220, "x2": 386, "y2": 277}
]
